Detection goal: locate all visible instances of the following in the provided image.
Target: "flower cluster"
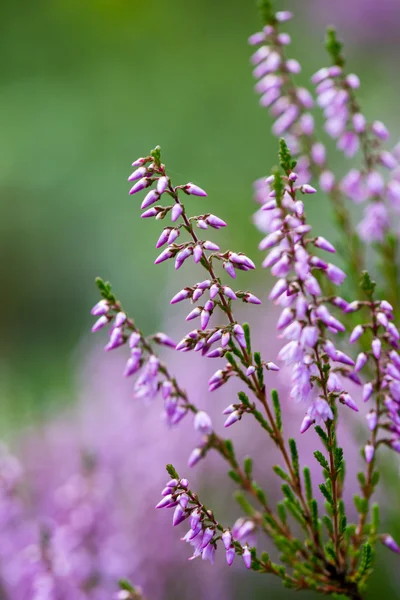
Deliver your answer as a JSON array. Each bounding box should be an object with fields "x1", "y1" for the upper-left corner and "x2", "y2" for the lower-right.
[
  {"x1": 259, "y1": 141, "x2": 359, "y2": 431},
  {"x1": 347, "y1": 279, "x2": 400, "y2": 460},
  {"x1": 313, "y1": 29, "x2": 400, "y2": 243},
  {"x1": 83, "y1": 2, "x2": 400, "y2": 599}
]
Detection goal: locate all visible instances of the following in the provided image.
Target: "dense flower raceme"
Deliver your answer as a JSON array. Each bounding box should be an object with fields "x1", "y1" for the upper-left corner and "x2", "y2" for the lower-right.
[
  {"x1": 248, "y1": 6, "x2": 366, "y2": 287},
  {"x1": 248, "y1": 3, "x2": 400, "y2": 310},
  {"x1": 312, "y1": 31, "x2": 400, "y2": 243},
  {"x1": 346, "y1": 287, "x2": 400, "y2": 460},
  {"x1": 256, "y1": 149, "x2": 361, "y2": 431}
]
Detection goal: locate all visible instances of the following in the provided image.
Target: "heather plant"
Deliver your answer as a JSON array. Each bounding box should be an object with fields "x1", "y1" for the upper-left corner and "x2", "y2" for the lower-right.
[{"x1": 88, "y1": 2, "x2": 400, "y2": 599}]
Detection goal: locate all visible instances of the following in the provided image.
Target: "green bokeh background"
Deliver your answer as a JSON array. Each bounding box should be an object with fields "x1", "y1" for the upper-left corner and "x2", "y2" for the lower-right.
[{"x1": 1, "y1": 0, "x2": 400, "y2": 597}]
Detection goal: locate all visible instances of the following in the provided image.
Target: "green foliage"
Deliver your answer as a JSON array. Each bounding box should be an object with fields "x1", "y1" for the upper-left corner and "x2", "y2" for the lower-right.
[
  {"x1": 319, "y1": 483, "x2": 333, "y2": 505},
  {"x1": 244, "y1": 456, "x2": 253, "y2": 479},
  {"x1": 271, "y1": 389, "x2": 282, "y2": 431},
  {"x1": 228, "y1": 470, "x2": 242, "y2": 484},
  {"x1": 325, "y1": 27, "x2": 345, "y2": 67},
  {"x1": 238, "y1": 391, "x2": 251, "y2": 407},
  {"x1": 354, "y1": 495, "x2": 369, "y2": 515},
  {"x1": 303, "y1": 467, "x2": 313, "y2": 504},
  {"x1": 243, "y1": 322, "x2": 252, "y2": 355},
  {"x1": 150, "y1": 145, "x2": 161, "y2": 166},
  {"x1": 273, "y1": 168, "x2": 285, "y2": 206},
  {"x1": 234, "y1": 491, "x2": 255, "y2": 516},
  {"x1": 314, "y1": 450, "x2": 330, "y2": 471},
  {"x1": 254, "y1": 352, "x2": 264, "y2": 387},
  {"x1": 355, "y1": 542, "x2": 373, "y2": 583},
  {"x1": 359, "y1": 270, "x2": 376, "y2": 298},
  {"x1": 252, "y1": 482, "x2": 268, "y2": 505},
  {"x1": 289, "y1": 438, "x2": 299, "y2": 478},
  {"x1": 166, "y1": 464, "x2": 179, "y2": 479},
  {"x1": 273, "y1": 465, "x2": 291, "y2": 482},
  {"x1": 314, "y1": 426, "x2": 330, "y2": 449},
  {"x1": 258, "y1": 0, "x2": 276, "y2": 25},
  {"x1": 278, "y1": 138, "x2": 297, "y2": 174},
  {"x1": 95, "y1": 277, "x2": 116, "y2": 303}
]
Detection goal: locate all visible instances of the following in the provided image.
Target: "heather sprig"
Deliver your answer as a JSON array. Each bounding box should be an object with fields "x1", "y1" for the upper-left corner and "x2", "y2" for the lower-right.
[
  {"x1": 249, "y1": 3, "x2": 364, "y2": 288},
  {"x1": 314, "y1": 27, "x2": 400, "y2": 310},
  {"x1": 85, "y1": 3, "x2": 400, "y2": 598},
  {"x1": 88, "y1": 140, "x2": 400, "y2": 599}
]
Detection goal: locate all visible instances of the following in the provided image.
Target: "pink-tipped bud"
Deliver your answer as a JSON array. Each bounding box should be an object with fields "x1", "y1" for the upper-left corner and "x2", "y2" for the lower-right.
[
  {"x1": 188, "y1": 448, "x2": 203, "y2": 468},
  {"x1": 340, "y1": 393, "x2": 358, "y2": 412},
  {"x1": 355, "y1": 352, "x2": 368, "y2": 372},
  {"x1": 300, "y1": 415, "x2": 314, "y2": 434},
  {"x1": 242, "y1": 546, "x2": 252, "y2": 569},
  {"x1": 363, "y1": 382, "x2": 374, "y2": 403},
  {"x1": 350, "y1": 325, "x2": 364, "y2": 344},
  {"x1": 185, "y1": 183, "x2": 207, "y2": 197},
  {"x1": 91, "y1": 315, "x2": 109, "y2": 332},
  {"x1": 91, "y1": 300, "x2": 110, "y2": 316},
  {"x1": 129, "y1": 177, "x2": 151, "y2": 194},
  {"x1": 128, "y1": 166, "x2": 147, "y2": 182},
  {"x1": 364, "y1": 444, "x2": 375, "y2": 464},
  {"x1": 314, "y1": 236, "x2": 336, "y2": 253},
  {"x1": 157, "y1": 176, "x2": 169, "y2": 194},
  {"x1": 224, "y1": 411, "x2": 241, "y2": 428},
  {"x1": 170, "y1": 289, "x2": 190, "y2": 304},
  {"x1": 265, "y1": 362, "x2": 280, "y2": 371},
  {"x1": 381, "y1": 534, "x2": 400, "y2": 554},
  {"x1": 171, "y1": 203, "x2": 183, "y2": 222}
]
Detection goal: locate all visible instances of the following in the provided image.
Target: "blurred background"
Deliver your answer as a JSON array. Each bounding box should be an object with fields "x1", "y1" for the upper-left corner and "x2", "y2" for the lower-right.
[{"x1": 1, "y1": 0, "x2": 400, "y2": 598}]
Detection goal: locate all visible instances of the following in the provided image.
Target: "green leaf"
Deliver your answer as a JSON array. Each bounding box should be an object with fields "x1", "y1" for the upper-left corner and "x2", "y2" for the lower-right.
[
  {"x1": 258, "y1": 0, "x2": 276, "y2": 25},
  {"x1": 228, "y1": 470, "x2": 242, "y2": 484},
  {"x1": 311, "y1": 499, "x2": 319, "y2": 531},
  {"x1": 238, "y1": 391, "x2": 251, "y2": 406},
  {"x1": 322, "y1": 515, "x2": 334, "y2": 535},
  {"x1": 242, "y1": 323, "x2": 252, "y2": 355},
  {"x1": 354, "y1": 495, "x2": 369, "y2": 515},
  {"x1": 277, "y1": 502, "x2": 287, "y2": 525},
  {"x1": 166, "y1": 464, "x2": 179, "y2": 479},
  {"x1": 314, "y1": 450, "x2": 329, "y2": 471},
  {"x1": 234, "y1": 491, "x2": 255, "y2": 516},
  {"x1": 289, "y1": 438, "x2": 299, "y2": 478},
  {"x1": 334, "y1": 447, "x2": 344, "y2": 471},
  {"x1": 273, "y1": 465, "x2": 291, "y2": 482},
  {"x1": 371, "y1": 503, "x2": 380, "y2": 530},
  {"x1": 244, "y1": 456, "x2": 253, "y2": 479},
  {"x1": 271, "y1": 389, "x2": 282, "y2": 431},
  {"x1": 319, "y1": 483, "x2": 333, "y2": 505},
  {"x1": 355, "y1": 542, "x2": 373, "y2": 582},
  {"x1": 278, "y1": 139, "x2": 297, "y2": 175},
  {"x1": 252, "y1": 482, "x2": 267, "y2": 505},
  {"x1": 359, "y1": 270, "x2": 376, "y2": 299},
  {"x1": 314, "y1": 426, "x2": 329, "y2": 448},
  {"x1": 325, "y1": 27, "x2": 345, "y2": 67},
  {"x1": 303, "y1": 467, "x2": 313, "y2": 504},
  {"x1": 119, "y1": 579, "x2": 136, "y2": 592}
]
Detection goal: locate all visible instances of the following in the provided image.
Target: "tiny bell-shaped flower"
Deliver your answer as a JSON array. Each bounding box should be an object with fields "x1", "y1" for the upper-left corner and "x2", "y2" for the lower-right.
[
  {"x1": 340, "y1": 393, "x2": 359, "y2": 412},
  {"x1": 194, "y1": 411, "x2": 213, "y2": 435},
  {"x1": 381, "y1": 534, "x2": 400, "y2": 554},
  {"x1": 188, "y1": 447, "x2": 203, "y2": 468},
  {"x1": 91, "y1": 299, "x2": 110, "y2": 316},
  {"x1": 92, "y1": 315, "x2": 109, "y2": 333},
  {"x1": 185, "y1": 183, "x2": 207, "y2": 197},
  {"x1": 242, "y1": 546, "x2": 252, "y2": 569},
  {"x1": 171, "y1": 204, "x2": 183, "y2": 222},
  {"x1": 364, "y1": 444, "x2": 375, "y2": 464},
  {"x1": 224, "y1": 410, "x2": 241, "y2": 428},
  {"x1": 363, "y1": 382, "x2": 374, "y2": 403}
]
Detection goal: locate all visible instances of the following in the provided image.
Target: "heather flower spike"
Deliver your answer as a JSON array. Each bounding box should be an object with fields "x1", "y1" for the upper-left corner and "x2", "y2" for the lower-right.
[{"x1": 88, "y1": 3, "x2": 400, "y2": 598}]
